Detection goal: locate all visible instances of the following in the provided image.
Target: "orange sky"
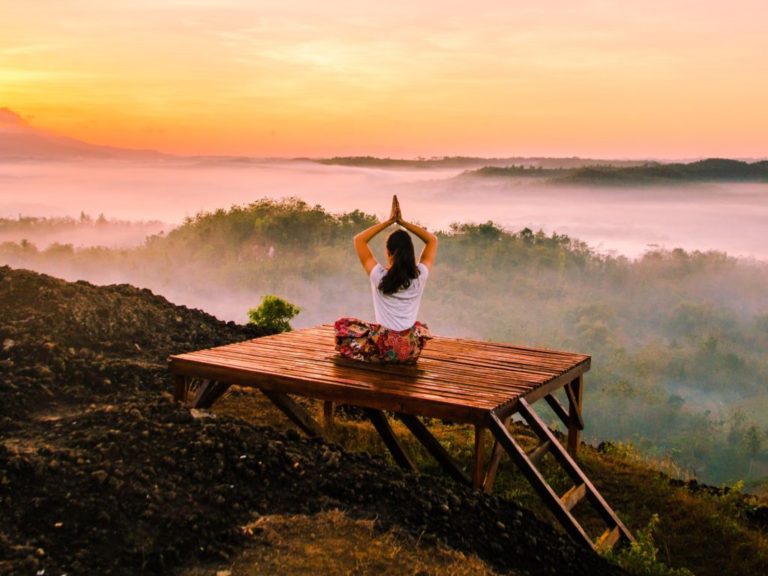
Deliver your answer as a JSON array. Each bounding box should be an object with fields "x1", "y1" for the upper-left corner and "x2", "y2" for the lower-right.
[{"x1": 2, "y1": 1, "x2": 767, "y2": 158}]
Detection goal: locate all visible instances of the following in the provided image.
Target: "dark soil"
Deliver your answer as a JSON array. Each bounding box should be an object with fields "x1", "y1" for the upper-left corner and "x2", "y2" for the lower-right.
[{"x1": 0, "y1": 266, "x2": 625, "y2": 575}]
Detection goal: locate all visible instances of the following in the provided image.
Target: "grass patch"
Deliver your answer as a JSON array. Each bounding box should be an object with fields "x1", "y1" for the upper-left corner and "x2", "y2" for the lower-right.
[
  {"x1": 211, "y1": 387, "x2": 768, "y2": 576},
  {"x1": 181, "y1": 510, "x2": 505, "y2": 576}
]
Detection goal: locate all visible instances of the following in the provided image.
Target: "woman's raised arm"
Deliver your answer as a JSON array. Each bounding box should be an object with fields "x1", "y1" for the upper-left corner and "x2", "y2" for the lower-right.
[
  {"x1": 354, "y1": 201, "x2": 397, "y2": 274},
  {"x1": 397, "y1": 213, "x2": 438, "y2": 271}
]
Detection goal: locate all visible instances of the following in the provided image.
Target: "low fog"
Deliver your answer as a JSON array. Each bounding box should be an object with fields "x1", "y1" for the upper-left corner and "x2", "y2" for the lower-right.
[
  {"x1": 2, "y1": 158, "x2": 768, "y2": 486},
  {"x1": 2, "y1": 158, "x2": 768, "y2": 259}
]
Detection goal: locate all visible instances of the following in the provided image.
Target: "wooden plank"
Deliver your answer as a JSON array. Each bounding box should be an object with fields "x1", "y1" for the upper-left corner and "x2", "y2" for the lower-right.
[
  {"x1": 191, "y1": 379, "x2": 212, "y2": 407},
  {"x1": 494, "y1": 365, "x2": 590, "y2": 420},
  {"x1": 544, "y1": 393, "x2": 571, "y2": 430},
  {"x1": 250, "y1": 342, "x2": 579, "y2": 374},
  {"x1": 517, "y1": 399, "x2": 634, "y2": 545},
  {"x1": 483, "y1": 416, "x2": 512, "y2": 494},
  {"x1": 396, "y1": 413, "x2": 471, "y2": 486},
  {"x1": 172, "y1": 353, "x2": 505, "y2": 407},
  {"x1": 173, "y1": 374, "x2": 188, "y2": 403},
  {"x1": 190, "y1": 349, "x2": 538, "y2": 404},
  {"x1": 177, "y1": 328, "x2": 588, "y2": 373},
  {"x1": 171, "y1": 355, "x2": 516, "y2": 416},
  {"x1": 263, "y1": 323, "x2": 588, "y2": 359},
  {"x1": 323, "y1": 401, "x2": 335, "y2": 429},
  {"x1": 472, "y1": 427, "x2": 487, "y2": 489},
  {"x1": 527, "y1": 440, "x2": 551, "y2": 467},
  {"x1": 567, "y1": 376, "x2": 584, "y2": 456},
  {"x1": 560, "y1": 483, "x2": 586, "y2": 512},
  {"x1": 364, "y1": 409, "x2": 417, "y2": 471},
  {"x1": 596, "y1": 526, "x2": 620, "y2": 552},
  {"x1": 191, "y1": 380, "x2": 231, "y2": 409},
  {"x1": 185, "y1": 345, "x2": 553, "y2": 395},
  {"x1": 170, "y1": 340, "x2": 588, "y2": 402},
  {"x1": 178, "y1": 346, "x2": 542, "y2": 396},
  {"x1": 487, "y1": 411, "x2": 594, "y2": 549},
  {"x1": 195, "y1": 325, "x2": 591, "y2": 371},
  {"x1": 261, "y1": 390, "x2": 324, "y2": 438},
  {"x1": 170, "y1": 358, "x2": 491, "y2": 424}
]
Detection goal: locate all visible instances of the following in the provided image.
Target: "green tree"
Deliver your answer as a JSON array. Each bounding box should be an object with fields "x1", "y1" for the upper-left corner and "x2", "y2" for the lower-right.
[{"x1": 248, "y1": 295, "x2": 301, "y2": 333}]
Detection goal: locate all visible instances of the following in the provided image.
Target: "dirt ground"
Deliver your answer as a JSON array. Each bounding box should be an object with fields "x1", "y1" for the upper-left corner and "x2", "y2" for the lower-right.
[{"x1": 0, "y1": 266, "x2": 624, "y2": 575}]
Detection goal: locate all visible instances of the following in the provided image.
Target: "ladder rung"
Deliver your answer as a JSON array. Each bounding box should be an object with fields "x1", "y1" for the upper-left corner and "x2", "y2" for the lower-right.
[
  {"x1": 560, "y1": 483, "x2": 587, "y2": 512},
  {"x1": 595, "y1": 526, "x2": 620, "y2": 551},
  {"x1": 527, "y1": 440, "x2": 551, "y2": 465}
]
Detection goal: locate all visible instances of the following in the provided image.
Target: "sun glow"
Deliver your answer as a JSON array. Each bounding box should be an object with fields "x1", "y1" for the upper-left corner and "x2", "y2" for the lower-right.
[{"x1": 2, "y1": 1, "x2": 767, "y2": 157}]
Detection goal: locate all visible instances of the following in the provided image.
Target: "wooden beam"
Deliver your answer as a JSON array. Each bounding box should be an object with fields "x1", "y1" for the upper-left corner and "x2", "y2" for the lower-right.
[
  {"x1": 527, "y1": 440, "x2": 551, "y2": 466},
  {"x1": 560, "y1": 483, "x2": 586, "y2": 512},
  {"x1": 483, "y1": 416, "x2": 512, "y2": 493},
  {"x1": 564, "y1": 382, "x2": 584, "y2": 430},
  {"x1": 567, "y1": 376, "x2": 584, "y2": 456},
  {"x1": 192, "y1": 380, "x2": 232, "y2": 409},
  {"x1": 487, "y1": 411, "x2": 594, "y2": 549},
  {"x1": 472, "y1": 426, "x2": 487, "y2": 489},
  {"x1": 596, "y1": 526, "x2": 620, "y2": 552},
  {"x1": 517, "y1": 399, "x2": 634, "y2": 546},
  {"x1": 396, "y1": 413, "x2": 471, "y2": 486},
  {"x1": 261, "y1": 390, "x2": 324, "y2": 438},
  {"x1": 173, "y1": 374, "x2": 188, "y2": 403},
  {"x1": 544, "y1": 393, "x2": 571, "y2": 430},
  {"x1": 495, "y1": 361, "x2": 591, "y2": 421},
  {"x1": 364, "y1": 409, "x2": 417, "y2": 472},
  {"x1": 323, "y1": 401, "x2": 335, "y2": 430}
]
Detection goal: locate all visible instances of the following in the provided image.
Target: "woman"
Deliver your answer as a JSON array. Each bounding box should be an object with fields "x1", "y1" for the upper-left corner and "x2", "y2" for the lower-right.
[{"x1": 335, "y1": 196, "x2": 438, "y2": 363}]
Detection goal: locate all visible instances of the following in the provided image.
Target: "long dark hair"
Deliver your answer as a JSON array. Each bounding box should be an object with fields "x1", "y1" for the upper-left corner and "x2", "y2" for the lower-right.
[{"x1": 379, "y1": 230, "x2": 420, "y2": 295}]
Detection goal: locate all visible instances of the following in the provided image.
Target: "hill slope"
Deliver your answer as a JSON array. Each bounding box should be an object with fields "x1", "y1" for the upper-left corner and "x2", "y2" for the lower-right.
[
  {"x1": 0, "y1": 108, "x2": 165, "y2": 161},
  {"x1": 0, "y1": 266, "x2": 623, "y2": 576}
]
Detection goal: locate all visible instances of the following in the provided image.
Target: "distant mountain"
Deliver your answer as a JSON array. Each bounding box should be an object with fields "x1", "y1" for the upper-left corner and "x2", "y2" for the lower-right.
[
  {"x1": 311, "y1": 155, "x2": 649, "y2": 170},
  {"x1": 465, "y1": 158, "x2": 768, "y2": 184},
  {"x1": 0, "y1": 107, "x2": 167, "y2": 161}
]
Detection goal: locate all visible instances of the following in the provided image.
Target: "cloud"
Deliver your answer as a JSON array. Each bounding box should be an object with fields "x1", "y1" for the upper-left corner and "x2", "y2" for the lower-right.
[{"x1": 0, "y1": 108, "x2": 28, "y2": 126}]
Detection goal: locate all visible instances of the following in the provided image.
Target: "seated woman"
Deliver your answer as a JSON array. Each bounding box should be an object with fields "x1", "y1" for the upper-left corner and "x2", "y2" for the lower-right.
[{"x1": 335, "y1": 196, "x2": 438, "y2": 364}]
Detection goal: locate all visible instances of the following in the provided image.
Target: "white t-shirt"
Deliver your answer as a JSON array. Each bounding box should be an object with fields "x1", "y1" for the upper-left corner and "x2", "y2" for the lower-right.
[{"x1": 369, "y1": 262, "x2": 430, "y2": 331}]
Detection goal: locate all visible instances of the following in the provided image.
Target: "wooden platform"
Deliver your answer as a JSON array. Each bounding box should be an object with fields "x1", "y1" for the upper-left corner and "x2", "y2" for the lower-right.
[{"x1": 168, "y1": 324, "x2": 633, "y2": 551}]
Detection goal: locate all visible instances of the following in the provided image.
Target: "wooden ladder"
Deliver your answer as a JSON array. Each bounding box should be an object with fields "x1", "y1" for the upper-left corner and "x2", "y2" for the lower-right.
[{"x1": 487, "y1": 398, "x2": 634, "y2": 551}]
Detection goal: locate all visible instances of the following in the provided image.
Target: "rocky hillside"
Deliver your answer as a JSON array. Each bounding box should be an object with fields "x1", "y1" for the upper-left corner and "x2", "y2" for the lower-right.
[{"x1": 0, "y1": 266, "x2": 623, "y2": 575}]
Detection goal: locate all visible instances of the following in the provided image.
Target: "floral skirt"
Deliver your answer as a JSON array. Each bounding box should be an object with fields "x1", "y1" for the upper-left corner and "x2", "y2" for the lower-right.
[{"x1": 334, "y1": 317, "x2": 432, "y2": 364}]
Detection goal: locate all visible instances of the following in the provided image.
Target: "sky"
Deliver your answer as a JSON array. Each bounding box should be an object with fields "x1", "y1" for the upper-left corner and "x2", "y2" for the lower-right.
[{"x1": 1, "y1": 0, "x2": 767, "y2": 158}]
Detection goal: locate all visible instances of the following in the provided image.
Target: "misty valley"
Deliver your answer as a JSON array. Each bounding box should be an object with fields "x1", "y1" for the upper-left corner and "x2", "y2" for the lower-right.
[{"x1": 2, "y1": 196, "x2": 767, "y2": 490}]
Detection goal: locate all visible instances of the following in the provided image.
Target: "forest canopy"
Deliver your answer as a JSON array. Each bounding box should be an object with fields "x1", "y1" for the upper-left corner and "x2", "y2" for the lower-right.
[{"x1": 2, "y1": 197, "x2": 767, "y2": 487}]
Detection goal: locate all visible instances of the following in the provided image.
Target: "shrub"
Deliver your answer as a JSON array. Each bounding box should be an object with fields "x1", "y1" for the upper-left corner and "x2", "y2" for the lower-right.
[{"x1": 248, "y1": 295, "x2": 300, "y2": 332}]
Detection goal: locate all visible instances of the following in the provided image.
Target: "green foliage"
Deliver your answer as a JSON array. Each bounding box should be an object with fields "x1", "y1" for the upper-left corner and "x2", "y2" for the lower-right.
[
  {"x1": 4, "y1": 198, "x2": 768, "y2": 486},
  {"x1": 464, "y1": 158, "x2": 768, "y2": 185},
  {"x1": 608, "y1": 515, "x2": 694, "y2": 576},
  {"x1": 248, "y1": 295, "x2": 300, "y2": 333}
]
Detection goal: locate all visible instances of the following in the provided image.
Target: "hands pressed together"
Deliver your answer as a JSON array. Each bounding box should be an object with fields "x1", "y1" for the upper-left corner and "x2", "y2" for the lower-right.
[
  {"x1": 354, "y1": 194, "x2": 437, "y2": 273},
  {"x1": 389, "y1": 195, "x2": 404, "y2": 225}
]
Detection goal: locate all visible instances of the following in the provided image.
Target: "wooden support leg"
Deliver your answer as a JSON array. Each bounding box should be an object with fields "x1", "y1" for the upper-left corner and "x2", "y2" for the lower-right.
[
  {"x1": 396, "y1": 413, "x2": 470, "y2": 486},
  {"x1": 192, "y1": 380, "x2": 232, "y2": 409},
  {"x1": 364, "y1": 409, "x2": 417, "y2": 472},
  {"x1": 515, "y1": 399, "x2": 635, "y2": 548},
  {"x1": 487, "y1": 411, "x2": 594, "y2": 549},
  {"x1": 483, "y1": 416, "x2": 512, "y2": 493},
  {"x1": 173, "y1": 375, "x2": 188, "y2": 403},
  {"x1": 261, "y1": 390, "x2": 324, "y2": 438},
  {"x1": 472, "y1": 426, "x2": 487, "y2": 489},
  {"x1": 567, "y1": 376, "x2": 584, "y2": 456},
  {"x1": 323, "y1": 401, "x2": 335, "y2": 430}
]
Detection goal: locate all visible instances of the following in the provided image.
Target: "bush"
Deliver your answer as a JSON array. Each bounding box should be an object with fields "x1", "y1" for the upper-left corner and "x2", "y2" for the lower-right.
[
  {"x1": 248, "y1": 295, "x2": 300, "y2": 332},
  {"x1": 608, "y1": 514, "x2": 694, "y2": 576}
]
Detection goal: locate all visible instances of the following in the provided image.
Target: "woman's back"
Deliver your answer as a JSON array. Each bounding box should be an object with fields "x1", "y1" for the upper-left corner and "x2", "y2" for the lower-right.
[{"x1": 370, "y1": 262, "x2": 429, "y2": 331}]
